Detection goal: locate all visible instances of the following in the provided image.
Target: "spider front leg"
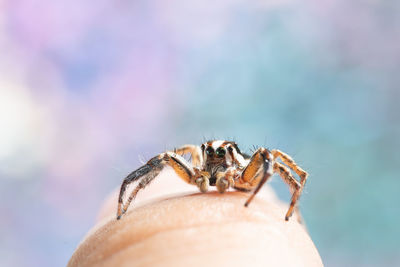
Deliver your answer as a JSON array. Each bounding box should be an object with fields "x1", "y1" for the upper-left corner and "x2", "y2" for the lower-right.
[
  {"x1": 117, "y1": 152, "x2": 196, "y2": 220},
  {"x1": 233, "y1": 148, "x2": 274, "y2": 205}
]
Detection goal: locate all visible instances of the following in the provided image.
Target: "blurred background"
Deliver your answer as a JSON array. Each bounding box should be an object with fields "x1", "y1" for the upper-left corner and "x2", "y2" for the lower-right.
[{"x1": 1, "y1": 0, "x2": 399, "y2": 266}]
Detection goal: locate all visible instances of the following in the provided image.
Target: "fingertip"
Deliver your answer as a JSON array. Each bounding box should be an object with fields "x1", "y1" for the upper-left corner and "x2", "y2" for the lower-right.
[{"x1": 70, "y1": 192, "x2": 322, "y2": 267}]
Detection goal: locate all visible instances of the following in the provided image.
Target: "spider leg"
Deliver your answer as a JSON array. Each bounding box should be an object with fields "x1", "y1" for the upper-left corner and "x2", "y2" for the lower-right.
[
  {"x1": 273, "y1": 162, "x2": 302, "y2": 221},
  {"x1": 234, "y1": 148, "x2": 274, "y2": 206},
  {"x1": 117, "y1": 158, "x2": 161, "y2": 219},
  {"x1": 120, "y1": 165, "x2": 163, "y2": 218},
  {"x1": 174, "y1": 144, "x2": 203, "y2": 167},
  {"x1": 117, "y1": 152, "x2": 196, "y2": 220},
  {"x1": 271, "y1": 149, "x2": 308, "y2": 221},
  {"x1": 271, "y1": 149, "x2": 308, "y2": 188}
]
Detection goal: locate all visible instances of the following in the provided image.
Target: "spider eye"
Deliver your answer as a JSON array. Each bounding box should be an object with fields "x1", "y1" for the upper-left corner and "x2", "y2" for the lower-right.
[
  {"x1": 216, "y1": 147, "x2": 226, "y2": 157},
  {"x1": 206, "y1": 146, "x2": 214, "y2": 156}
]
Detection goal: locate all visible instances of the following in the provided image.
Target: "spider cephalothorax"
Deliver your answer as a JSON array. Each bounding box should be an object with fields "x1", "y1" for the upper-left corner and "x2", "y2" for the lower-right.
[{"x1": 117, "y1": 140, "x2": 308, "y2": 221}]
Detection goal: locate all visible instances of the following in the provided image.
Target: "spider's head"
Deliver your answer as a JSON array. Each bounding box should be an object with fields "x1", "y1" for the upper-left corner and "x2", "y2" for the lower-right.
[
  {"x1": 200, "y1": 140, "x2": 246, "y2": 186},
  {"x1": 201, "y1": 140, "x2": 226, "y2": 161},
  {"x1": 201, "y1": 140, "x2": 242, "y2": 171}
]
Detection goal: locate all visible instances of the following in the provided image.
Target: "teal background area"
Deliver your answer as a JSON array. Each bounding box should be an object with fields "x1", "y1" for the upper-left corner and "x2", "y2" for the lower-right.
[{"x1": 0, "y1": 1, "x2": 399, "y2": 266}]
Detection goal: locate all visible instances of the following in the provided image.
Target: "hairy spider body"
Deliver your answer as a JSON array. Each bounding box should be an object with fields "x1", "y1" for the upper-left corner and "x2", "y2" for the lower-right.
[{"x1": 117, "y1": 140, "x2": 308, "y2": 221}]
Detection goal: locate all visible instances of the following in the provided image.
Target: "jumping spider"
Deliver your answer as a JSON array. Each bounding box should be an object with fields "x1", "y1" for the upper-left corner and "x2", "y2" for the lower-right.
[{"x1": 117, "y1": 140, "x2": 308, "y2": 221}]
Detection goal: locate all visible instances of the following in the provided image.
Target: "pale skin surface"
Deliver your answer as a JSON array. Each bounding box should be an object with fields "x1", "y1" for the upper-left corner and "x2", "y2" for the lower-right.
[{"x1": 68, "y1": 169, "x2": 323, "y2": 267}]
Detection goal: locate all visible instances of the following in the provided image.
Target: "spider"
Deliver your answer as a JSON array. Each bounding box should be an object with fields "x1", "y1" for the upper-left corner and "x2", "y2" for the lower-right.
[{"x1": 117, "y1": 140, "x2": 308, "y2": 221}]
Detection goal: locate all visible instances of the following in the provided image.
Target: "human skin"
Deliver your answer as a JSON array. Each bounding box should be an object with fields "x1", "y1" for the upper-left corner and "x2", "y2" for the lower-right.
[{"x1": 68, "y1": 169, "x2": 323, "y2": 267}]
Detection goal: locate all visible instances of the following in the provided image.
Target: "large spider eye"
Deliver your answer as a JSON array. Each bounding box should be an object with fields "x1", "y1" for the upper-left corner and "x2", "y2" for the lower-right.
[
  {"x1": 206, "y1": 146, "x2": 214, "y2": 156},
  {"x1": 216, "y1": 147, "x2": 226, "y2": 157}
]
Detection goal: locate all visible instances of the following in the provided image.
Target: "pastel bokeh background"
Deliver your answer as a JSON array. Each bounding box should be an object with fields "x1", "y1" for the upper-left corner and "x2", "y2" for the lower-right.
[{"x1": 1, "y1": 0, "x2": 399, "y2": 266}]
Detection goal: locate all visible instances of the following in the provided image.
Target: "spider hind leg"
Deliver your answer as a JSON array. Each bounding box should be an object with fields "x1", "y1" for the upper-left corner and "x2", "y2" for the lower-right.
[
  {"x1": 271, "y1": 150, "x2": 308, "y2": 221},
  {"x1": 273, "y1": 162, "x2": 302, "y2": 221},
  {"x1": 174, "y1": 144, "x2": 203, "y2": 167}
]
